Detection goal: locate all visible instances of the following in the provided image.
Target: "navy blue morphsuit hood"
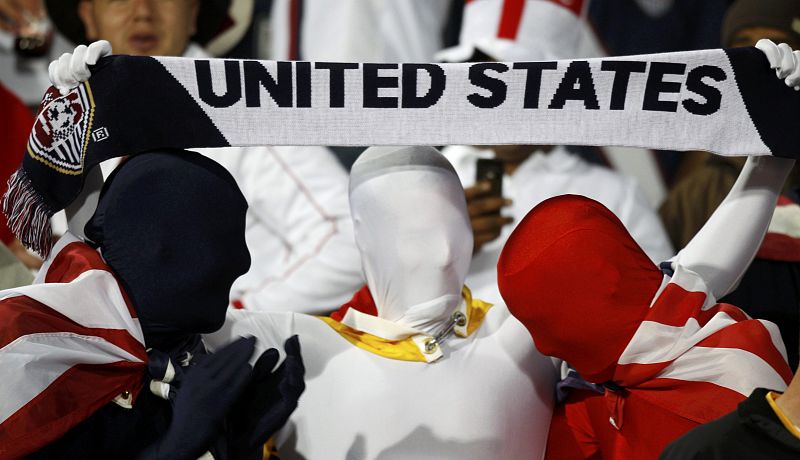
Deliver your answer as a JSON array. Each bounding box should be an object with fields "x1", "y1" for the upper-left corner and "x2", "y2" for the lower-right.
[{"x1": 85, "y1": 150, "x2": 250, "y2": 349}]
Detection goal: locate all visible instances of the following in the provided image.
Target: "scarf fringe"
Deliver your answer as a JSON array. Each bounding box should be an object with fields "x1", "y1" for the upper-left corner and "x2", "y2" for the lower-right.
[{"x1": 3, "y1": 167, "x2": 54, "y2": 259}]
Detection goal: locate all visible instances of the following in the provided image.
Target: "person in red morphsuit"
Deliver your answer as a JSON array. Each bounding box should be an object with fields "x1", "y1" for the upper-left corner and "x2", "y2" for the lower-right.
[{"x1": 497, "y1": 154, "x2": 795, "y2": 459}]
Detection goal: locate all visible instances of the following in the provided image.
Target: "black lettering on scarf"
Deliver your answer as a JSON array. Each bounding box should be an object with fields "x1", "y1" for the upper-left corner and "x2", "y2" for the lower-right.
[
  {"x1": 683, "y1": 65, "x2": 727, "y2": 116},
  {"x1": 513, "y1": 62, "x2": 558, "y2": 109},
  {"x1": 643, "y1": 62, "x2": 686, "y2": 112},
  {"x1": 364, "y1": 64, "x2": 400, "y2": 108},
  {"x1": 316, "y1": 62, "x2": 359, "y2": 108},
  {"x1": 196, "y1": 60, "x2": 241, "y2": 108},
  {"x1": 401, "y1": 64, "x2": 446, "y2": 109},
  {"x1": 548, "y1": 61, "x2": 600, "y2": 110},
  {"x1": 467, "y1": 63, "x2": 509, "y2": 108},
  {"x1": 244, "y1": 61, "x2": 293, "y2": 107},
  {"x1": 295, "y1": 62, "x2": 312, "y2": 108},
  {"x1": 600, "y1": 61, "x2": 647, "y2": 110}
]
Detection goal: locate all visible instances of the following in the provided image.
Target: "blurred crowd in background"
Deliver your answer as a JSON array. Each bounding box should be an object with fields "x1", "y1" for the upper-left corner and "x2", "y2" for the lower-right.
[{"x1": 3, "y1": 1, "x2": 800, "y2": 457}]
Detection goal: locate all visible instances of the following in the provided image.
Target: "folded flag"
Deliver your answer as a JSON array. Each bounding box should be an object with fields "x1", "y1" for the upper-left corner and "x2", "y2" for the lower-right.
[{"x1": 0, "y1": 233, "x2": 147, "y2": 460}]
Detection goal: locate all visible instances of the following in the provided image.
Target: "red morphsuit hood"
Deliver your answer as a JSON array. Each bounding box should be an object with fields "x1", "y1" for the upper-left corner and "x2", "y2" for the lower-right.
[{"x1": 497, "y1": 195, "x2": 663, "y2": 383}]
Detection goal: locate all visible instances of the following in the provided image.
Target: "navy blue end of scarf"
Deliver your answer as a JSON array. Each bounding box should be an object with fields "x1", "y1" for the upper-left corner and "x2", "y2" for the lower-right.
[
  {"x1": 88, "y1": 56, "x2": 229, "y2": 158},
  {"x1": 3, "y1": 55, "x2": 230, "y2": 257},
  {"x1": 725, "y1": 47, "x2": 800, "y2": 159}
]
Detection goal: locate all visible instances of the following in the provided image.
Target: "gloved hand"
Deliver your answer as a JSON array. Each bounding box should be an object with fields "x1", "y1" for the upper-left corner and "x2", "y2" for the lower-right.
[
  {"x1": 228, "y1": 335, "x2": 306, "y2": 458},
  {"x1": 139, "y1": 336, "x2": 257, "y2": 460},
  {"x1": 47, "y1": 40, "x2": 112, "y2": 95},
  {"x1": 756, "y1": 38, "x2": 800, "y2": 90}
]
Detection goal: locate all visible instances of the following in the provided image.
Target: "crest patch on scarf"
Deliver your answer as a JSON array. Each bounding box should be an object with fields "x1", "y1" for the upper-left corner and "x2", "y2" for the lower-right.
[{"x1": 28, "y1": 83, "x2": 96, "y2": 175}]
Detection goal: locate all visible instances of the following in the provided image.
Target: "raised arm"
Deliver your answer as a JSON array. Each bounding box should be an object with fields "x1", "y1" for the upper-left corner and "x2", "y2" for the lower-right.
[
  {"x1": 673, "y1": 40, "x2": 800, "y2": 299},
  {"x1": 674, "y1": 155, "x2": 794, "y2": 300}
]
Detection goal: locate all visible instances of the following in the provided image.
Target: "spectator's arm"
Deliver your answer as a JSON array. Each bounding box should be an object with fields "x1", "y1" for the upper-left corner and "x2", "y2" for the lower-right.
[
  {"x1": 229, "y1": 146, "x2": 364, "y2": 313},
  {"x1": 674, "y1": 155, "x2": 794, "y2": 300}
]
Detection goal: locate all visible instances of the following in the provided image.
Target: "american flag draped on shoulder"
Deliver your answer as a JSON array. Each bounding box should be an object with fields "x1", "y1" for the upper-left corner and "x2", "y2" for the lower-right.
[
  {"x1": 0, "y1": 233, "x2": 147, "y2": 460},
  {"x1": 611, "y1": 264, "x2": 794, "y2": 426},
  {"x1": 4, "y1": 46, "x2": 800, "y2": 258}
]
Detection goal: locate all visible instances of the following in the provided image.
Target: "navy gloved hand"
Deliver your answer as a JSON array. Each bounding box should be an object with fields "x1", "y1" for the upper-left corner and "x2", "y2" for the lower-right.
[
  {"x1": 141, "y1": 336, "x2": 256, "y2": 460},
  {"x1": 228, "y1": 335, "x2": 306, "y2": 458}
]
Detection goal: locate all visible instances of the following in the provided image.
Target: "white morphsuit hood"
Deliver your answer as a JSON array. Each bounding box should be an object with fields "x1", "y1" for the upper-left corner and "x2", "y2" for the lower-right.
[{"x1": 349, "y1": 146, "x2": 473, "y2": 334}]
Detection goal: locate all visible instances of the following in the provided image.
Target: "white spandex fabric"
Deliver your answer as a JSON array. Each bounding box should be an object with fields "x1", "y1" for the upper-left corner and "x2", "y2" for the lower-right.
[{"x1": 348, "y1": 146, "x2": 473, "y2": 333}]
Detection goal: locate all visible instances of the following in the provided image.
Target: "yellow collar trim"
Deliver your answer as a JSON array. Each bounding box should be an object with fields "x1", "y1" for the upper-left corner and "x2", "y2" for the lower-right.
[
  {"x1": 766, "y1": 391, "x2": 800, "y2": 439},
  {"x1": 318, "y1": 286, "x2": 492, "y2": 363}
]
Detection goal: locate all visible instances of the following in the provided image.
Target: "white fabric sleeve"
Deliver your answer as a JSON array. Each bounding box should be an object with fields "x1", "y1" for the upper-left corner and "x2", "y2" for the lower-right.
[
  {"x1": 201, "y1": 145, "x2": 364, "y2": 314},
  {"x1": 270, "y1": 0, "x2": 449, "y2": 62},
  {"x1": 246, "y1": 145, "x2": 363, "y2": 313},
  {"x1": 269, "y1": 0, "x2": 291, "y2": 60},
  {"x1": 673, "y1": 155, "x2": 795, "y2": 300}
]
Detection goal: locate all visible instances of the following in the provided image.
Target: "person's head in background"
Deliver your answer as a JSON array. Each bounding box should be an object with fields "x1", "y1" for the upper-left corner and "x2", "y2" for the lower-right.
[
  {"x1": 45, "y1": 0, "x2": 234, "y2": 57},
  {"x1": 436, "y1": 0, "x2": 604, "y2": 174},
  {"x1": 78, "y1": 0, "x2": 199, "y2": 56},
  {"x1": 723, "y1": 0, "x2": 800, "y2": 49}
]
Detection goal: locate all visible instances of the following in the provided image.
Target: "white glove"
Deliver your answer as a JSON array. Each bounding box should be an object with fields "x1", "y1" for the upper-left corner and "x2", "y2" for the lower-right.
[
  {"x1": 47, "y1": 40, "x2": 112, "y2": 95},
  {"x1": 756, "y1": 38, "x2": 800, "y2": 91}
]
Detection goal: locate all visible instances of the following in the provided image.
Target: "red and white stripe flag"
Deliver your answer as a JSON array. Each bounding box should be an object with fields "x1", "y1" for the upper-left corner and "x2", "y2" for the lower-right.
[
  {"x1": 0, "y1": 234, "x2": 147, "y2": 460},
  {"x1": 757, "y1": 196, "x2": 800, "y2": 262},
  {"x1": 613, "y1": 264, "x2": 794, "y2": 424}
]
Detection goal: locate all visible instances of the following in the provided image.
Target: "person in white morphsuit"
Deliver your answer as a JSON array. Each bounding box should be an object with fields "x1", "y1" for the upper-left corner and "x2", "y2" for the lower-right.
[{"x1": 206, "y1": 145, "x2": 557, "y2": 459}]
